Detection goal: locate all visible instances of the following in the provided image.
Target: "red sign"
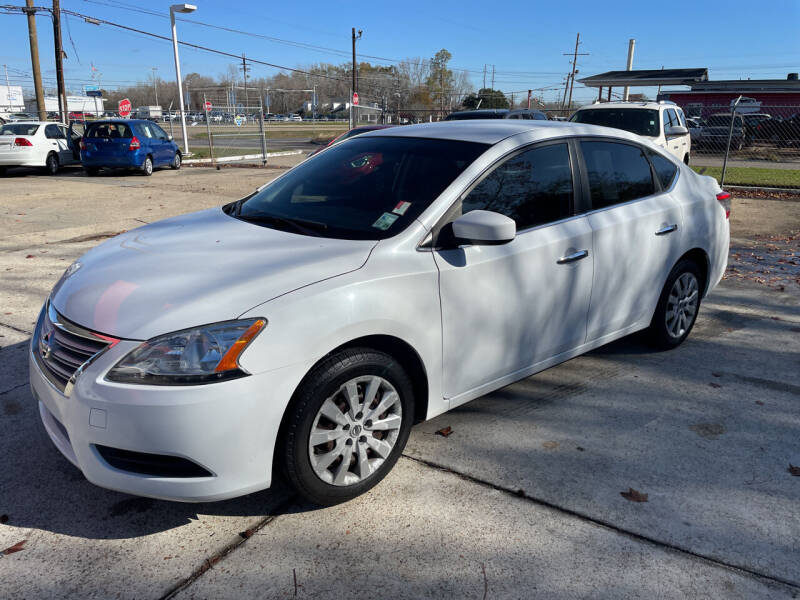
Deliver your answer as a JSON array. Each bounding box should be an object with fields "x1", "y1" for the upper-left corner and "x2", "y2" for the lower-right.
[
  {"x1": 204, "y1": 101, "x2": 212, "y2": 112},
  {"x1": 118, "y1": 98, "x2": 132, "y2": 118},
  {"x1": 352, "y1": 92, "x2": 359, "y2": 106}
]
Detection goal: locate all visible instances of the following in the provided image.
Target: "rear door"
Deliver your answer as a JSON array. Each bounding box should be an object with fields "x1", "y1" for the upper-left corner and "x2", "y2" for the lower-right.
[{"x1": 578, "y1": 140, "x2": 684, "y2": 341}]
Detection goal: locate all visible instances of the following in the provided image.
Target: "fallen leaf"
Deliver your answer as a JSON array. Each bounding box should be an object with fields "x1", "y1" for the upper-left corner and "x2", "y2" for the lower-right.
[
  {"x1": 2, "y1": 540, "x2": 26, "y2": 555},
  {"x1": 620, "y1": 488, "x2": 648, "y2": 503},
  {"x1": 435, "y1": 426, "x2": 453, "y2": 437},
  {"x1": 789, "y1": 465, "x2": 800, "y2": 477},
  {"x1": 709, "y1": 382, "x2": 722, "y2": 389},
  {"x1": 25, "y1": 255, "x2": 34, "y2": 259},
  {"x1": 576, "y1": 446, "x2": 585, "y2": 452},
  {"x1": 542, "y1": 441, "x2": 559, "y2": 449},
  {"x1": 755, "y1": 400, "x2": 764, "y2": 406}
]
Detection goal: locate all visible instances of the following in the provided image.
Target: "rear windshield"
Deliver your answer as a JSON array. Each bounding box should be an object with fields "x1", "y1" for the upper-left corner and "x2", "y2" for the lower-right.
[
  {"x1": 0, "y1": 123, "x2": 40, "y2": 136},
  {"x1": 85, "y1": 122, "x2": 133, "y2": 138},
  {"x1": 570, "y1": 108, "x2": 660, "y2": 137},
  {"x1": 232, "y1": 136, "x2": 488, "y2": 240}
]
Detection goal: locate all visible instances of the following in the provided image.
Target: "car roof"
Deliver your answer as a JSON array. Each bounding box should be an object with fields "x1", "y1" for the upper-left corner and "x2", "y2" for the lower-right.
[
  {"x1": 359, "y1": 119, "x2": 651, "y2": 146},
  {"x1": 2, "y1": 120, "x2": 42, "y2": 125},
  {"x1": 575, "y1": 101, "x2": 667, "y2": 111}
]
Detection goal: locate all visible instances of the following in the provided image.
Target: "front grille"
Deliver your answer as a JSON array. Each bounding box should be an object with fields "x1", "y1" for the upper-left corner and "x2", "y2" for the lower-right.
[
  {"x1": 94, "y1": 445, "x2": 214, "y2": 478},
  {"x1": 34, "y1": 303, "x2": 114, "y2": 393}
]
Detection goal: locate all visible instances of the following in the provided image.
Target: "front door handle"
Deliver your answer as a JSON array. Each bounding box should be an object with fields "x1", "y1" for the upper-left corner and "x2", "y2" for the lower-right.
[
  {"x1": 557, "y1": 249, "x2": 589, "y2": 264},
  {"x1": 655, "y1": 224, "x2": 678, "y2": 236}
]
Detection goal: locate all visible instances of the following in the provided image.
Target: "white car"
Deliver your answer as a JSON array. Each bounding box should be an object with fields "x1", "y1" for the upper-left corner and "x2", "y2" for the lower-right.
[
  {"x1": 30, "y1": 121, "x2": 729, "y2": 505},
  {"x1": 288, "y1": 114, "x2": 303, "y2": 122},
  {"x1": 0, "y1": 121, "x2": 80, "y2": 175},
  {"x1": 570, "y1": 101, "x2": 692, "y2": 164}
]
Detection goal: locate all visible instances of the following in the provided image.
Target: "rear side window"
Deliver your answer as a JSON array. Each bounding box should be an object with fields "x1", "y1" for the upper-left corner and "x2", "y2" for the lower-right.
[
  {"x1": 461, "y1": 143, "x2": 573, "y2": 230},
  {"x1": 45, "y1": 124, "x2": 65, "y2": 139},
  {"x1": 580, "y1": 141, "x2": 655, "y2": 209},
  {"x1": 85, "y1": 123, "x2": 132, "y2": 139},
  {"x1": 647, "y1": 150, "x2": 678, "y2": 190}
]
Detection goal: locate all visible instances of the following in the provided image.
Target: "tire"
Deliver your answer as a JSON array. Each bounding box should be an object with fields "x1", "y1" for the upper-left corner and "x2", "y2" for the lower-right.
[
  {"x1": 733, "y1": 138, "x2": 744, "y2": 152},
  {"x1": 141, "y1": 155, "x2": 153, "y2": 176},
  {"x1": 683, "y1": 154, "x2": 690, "y2": 166},
  {"x1": 84, "y1": 167, "x2": 99, "y2": 176},
  {"x1": 647, "y1": 259, "x2": 703, "y2": 350},
  {"x1": 281, "y1": 348, "x2": 415, "y2": 506},
  {"x1": 0, "y1": 167, "x2": 6, "y2": 177},
  {"x1": 45, "y1": 152, "x2": 59, "y2": 175},
  {"x1": 170, "y1": 151, "x2": 181, "y2": 170}
]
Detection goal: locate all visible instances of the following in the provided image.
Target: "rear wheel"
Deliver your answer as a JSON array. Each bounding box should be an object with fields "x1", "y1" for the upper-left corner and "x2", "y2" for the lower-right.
[
  {"x1": 45, "y1": 152, "x2": 59, "y2": 175},
  {"x1": 170, "y1": 151, "x2": 181, "y2": 170},
  {"x1": 281, "y1": 348, "x2": 414, "y2": 506},
  {"x1": 141, "y1": 155, "x2": 153, "y2": 176},
  {"x1": 647, "y1": 259, "x2": 702, "y2": 350}
]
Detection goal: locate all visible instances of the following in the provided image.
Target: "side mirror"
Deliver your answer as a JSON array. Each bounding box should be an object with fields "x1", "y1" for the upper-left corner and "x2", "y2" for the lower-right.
[
  {"x1": 665, "y1": 125, "x2": 688, "y2": 137},
  {"x1": 451, "y1": 210, "x2": 516, "y2": 245},
  {"x1": 167, "y1": 135, "x2": 174, "y2": 141}
]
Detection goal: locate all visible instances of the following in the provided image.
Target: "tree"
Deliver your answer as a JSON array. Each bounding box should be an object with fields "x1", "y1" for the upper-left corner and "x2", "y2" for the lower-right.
[
  {"x1": 425, "y1": 49, "x2": 454, "y2": 116},
  {"x1": 462, "y1": 88, "x2": 508, "y2": 110}
]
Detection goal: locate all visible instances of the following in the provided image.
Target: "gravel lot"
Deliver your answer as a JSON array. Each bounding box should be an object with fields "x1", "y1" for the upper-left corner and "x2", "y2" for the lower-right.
[{"x1": 1, "y1": 164, "x2": 798, "y2": 599}]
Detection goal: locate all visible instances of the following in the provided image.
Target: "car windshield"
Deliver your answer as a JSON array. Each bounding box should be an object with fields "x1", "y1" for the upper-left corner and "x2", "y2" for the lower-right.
[
  {"x1": 231, "y1": 136, "x2": 488, "y2": 240},
  {"x1": 570, "y1": 108, "x2": 660, "y2": 137},
  {"x1": 84, "y1": 122, "x2": 133, "y2": 138},
  {"x1": 0, "y1": 123, "x2": 39, "y2": 136}
]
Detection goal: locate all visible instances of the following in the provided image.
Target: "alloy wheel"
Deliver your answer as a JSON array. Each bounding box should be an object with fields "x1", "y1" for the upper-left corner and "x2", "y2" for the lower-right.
[
  {"x1": 665, "y1": 272, "x2": 699, "y2": 339},
  {"x1": 308, "y1": 375, "x2": 403, "y2": 487}
]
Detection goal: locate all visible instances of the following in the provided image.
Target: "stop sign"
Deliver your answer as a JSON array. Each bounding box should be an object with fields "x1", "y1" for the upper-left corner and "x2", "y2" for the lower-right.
[
  {"x1": 204, "y1": 101, "x2": 212, "y2": 112},
  {"x1": 352, "y1": 92, "x2": 359, "y2": 106},
  {"x1": 118, "y1": 98, "x2": 132, "y2": 118}
]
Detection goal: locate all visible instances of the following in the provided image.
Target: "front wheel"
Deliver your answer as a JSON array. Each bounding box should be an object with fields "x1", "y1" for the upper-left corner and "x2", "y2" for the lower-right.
[
  {"x1": 170, "y1": 151, "x2": 181, "y2": 170},
  {"x1": 141, "y1": 155, "x2": 153, "y2": 176},
  {"x1": 281, "y1": 348, "x2": 415, "y2": 506},
  {"x1": 647, "y1": 259, "x2": 702, "y2": 350}
]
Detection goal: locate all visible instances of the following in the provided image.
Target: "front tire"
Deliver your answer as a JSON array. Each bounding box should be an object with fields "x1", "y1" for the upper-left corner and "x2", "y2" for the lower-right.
[
  {"x1": 45, "y1": 152, "x2": 59, "y2": 175},
  {"x1": 281, "y1": 348, "x2": 415, "y2": 506},
  {"x1": 141, "y1": 155, "x2": 153, "y2": 176},
  {"x1": 647, "y1": 259, "x2": 702, "y2": 350},
  {"x1": 170, "y1": 151, "x2": 181, "y2": 170}
]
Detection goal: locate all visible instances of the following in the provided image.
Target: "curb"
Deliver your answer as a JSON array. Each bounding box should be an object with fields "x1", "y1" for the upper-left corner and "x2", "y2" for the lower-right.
[{"x1": 183, "y1": 150, "x2": 303, "y2": 165}]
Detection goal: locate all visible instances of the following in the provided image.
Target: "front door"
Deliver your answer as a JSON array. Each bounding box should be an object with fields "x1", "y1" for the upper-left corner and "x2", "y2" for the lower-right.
[
  {"x1": 434, "y1": 141, "x2": 594, "y2": 404},
  {"x1": 578, "y1": 140, "x2": 684, "y2": 341}
]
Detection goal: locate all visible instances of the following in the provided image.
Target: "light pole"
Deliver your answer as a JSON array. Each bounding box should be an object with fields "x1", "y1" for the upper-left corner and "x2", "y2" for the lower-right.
[
  {"x1": 151, "y1": 66, "x2": 159, "y2": 106},
  {"x1": 169, "y1": 3, "x2": 196, "y2": 154}
]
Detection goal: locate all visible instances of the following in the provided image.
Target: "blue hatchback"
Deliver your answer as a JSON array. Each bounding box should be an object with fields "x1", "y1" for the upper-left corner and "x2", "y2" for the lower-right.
[{"x1": 80, "y1": 119, "x2": 181, "y2": 176}]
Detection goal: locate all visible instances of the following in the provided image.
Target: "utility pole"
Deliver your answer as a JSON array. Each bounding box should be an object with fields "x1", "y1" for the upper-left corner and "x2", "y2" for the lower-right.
[
  {"x1": 623, "y1": 39, "x2": 635, "y2": 101},
  {"x1": 240, "y1": 54, "x2": 250, "y2": 108},
  {"x1": 351, "y1": 28, "x2": 361, "y2": 128},
  {"x1": 491, "y1": 65, "x2": 495, "y2": 90},
  {"x1": 527, "y1": 89, "x2": 532, "y2": 109},
  {"x1": 483, "y1": 64, "x2": 486, "y2": 90},
  {"x1": 52, "y1": 0, "x2": 68, "y2": 123},
  {"x1": 24, "y1": 1, "x2": 46, "y2": 121},
  {"x1": 152, "y1": 66, "x2": 159, "y2": 106},
  {"x1": 562, "y1": 32, "x2": 588, "y2": 113}
]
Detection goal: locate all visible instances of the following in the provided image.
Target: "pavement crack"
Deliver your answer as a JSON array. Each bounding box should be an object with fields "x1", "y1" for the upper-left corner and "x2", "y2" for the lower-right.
[
  {"x1": 401, "y1": 454, "x2": 800, "y2": 593},
  {"x1": 725, "y1": 372, "x2": 800, "y2": 396},
  {"x1": 0, "y1": 382, "x2": 29, "y2": 397},
  {"x1": 158, "y1": 494, "x2": 297, "y2": 600},
  {"x1": 0, "y1": 321, "x2": 32, "y2": 336}
]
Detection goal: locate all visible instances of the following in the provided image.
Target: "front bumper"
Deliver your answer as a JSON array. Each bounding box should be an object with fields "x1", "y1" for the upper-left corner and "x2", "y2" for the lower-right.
[{"x1": 29, "y1": 311, "x2": 295, "y2": 502}]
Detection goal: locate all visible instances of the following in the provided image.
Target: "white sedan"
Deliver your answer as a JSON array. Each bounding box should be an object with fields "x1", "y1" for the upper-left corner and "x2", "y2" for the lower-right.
[
  {"x1": 0, "y1": 121, "x2": 80, "y2": 175},
  {"x1": 30, "y1": 120, "x2": 729, "y2": 505}
]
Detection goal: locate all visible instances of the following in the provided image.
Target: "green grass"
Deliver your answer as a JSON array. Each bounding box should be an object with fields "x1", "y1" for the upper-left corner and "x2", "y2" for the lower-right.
[
  {"x1": 185, "y1": 146, "x2": 277, "y2": 160},
  {"x1": 692, "y1": 166, "x2": 800, "y2": 188}
]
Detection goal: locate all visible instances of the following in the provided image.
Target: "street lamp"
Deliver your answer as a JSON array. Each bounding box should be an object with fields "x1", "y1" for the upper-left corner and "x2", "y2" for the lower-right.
[{"x1": 169, "y1": 3, "x2": 196, "y2": 155}]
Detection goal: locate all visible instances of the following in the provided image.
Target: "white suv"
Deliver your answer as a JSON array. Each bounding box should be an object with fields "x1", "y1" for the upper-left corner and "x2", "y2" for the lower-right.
[{"x1": 570, "y1": 101, "x2": 691, "y2": 164}]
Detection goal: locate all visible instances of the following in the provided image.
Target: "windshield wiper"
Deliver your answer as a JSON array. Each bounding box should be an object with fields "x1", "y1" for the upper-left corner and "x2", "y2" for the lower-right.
[{"x1": 236, "y1": 212, "x2": 328, "y2": 237}]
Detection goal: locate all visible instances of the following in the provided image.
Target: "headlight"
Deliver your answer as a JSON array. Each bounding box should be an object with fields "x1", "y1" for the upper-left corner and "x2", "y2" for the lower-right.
[{"x1": 106, "y1": 318, "x2": 266, "y2": 385}]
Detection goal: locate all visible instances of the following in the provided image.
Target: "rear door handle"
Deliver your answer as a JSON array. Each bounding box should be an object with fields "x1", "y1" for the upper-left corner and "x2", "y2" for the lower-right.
[
  {"x1": 655, "y1": 224, "x2": 678, "y2": 236},
  {"x1": 557, "y1": 249, "x2": 589, "y2": 264}
]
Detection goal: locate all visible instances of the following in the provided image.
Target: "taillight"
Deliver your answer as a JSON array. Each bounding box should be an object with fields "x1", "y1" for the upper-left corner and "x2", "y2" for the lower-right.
[
  {"x1": 129, "y1": 136, "x2": 141, "y2": 151},
  {"x1": 13, "y1": 137, "x2": 33, "y2": 147},
  {"x1": 716, "y1": 191, "x2": 731, "y2": 219}
]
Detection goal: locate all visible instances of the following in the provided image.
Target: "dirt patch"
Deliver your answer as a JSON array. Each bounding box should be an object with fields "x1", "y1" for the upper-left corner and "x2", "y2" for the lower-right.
[{"x1": 690, "y1": 423, "x2": 726, "y2": 439}]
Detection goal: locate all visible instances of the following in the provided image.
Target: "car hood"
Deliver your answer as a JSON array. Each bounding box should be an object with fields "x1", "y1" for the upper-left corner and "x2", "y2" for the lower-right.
[{"x1": 51, "y1": 207, "x2": 376, "y2": 340}]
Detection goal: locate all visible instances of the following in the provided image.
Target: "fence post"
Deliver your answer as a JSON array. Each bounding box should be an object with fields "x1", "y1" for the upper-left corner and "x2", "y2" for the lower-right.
[
  {"x1": 721, "y1": 95, "x2": 742, "y2": 187},
  {"x1": 203, "y1": 94, "x2": 216, "y2": 167},
  {"x1": 258, "y1": 97, "x2": 267, "y2": 166}
]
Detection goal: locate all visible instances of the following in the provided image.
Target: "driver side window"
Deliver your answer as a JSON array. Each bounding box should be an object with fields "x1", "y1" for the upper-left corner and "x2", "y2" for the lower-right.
[{"x1": 460, "y1": 143, "x2": 573, "y2": 231}]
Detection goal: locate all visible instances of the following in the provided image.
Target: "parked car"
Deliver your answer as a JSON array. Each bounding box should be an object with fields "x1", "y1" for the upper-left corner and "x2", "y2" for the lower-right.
[
  {"x1": 31, "y1": 120, "x2": 729, "y2": 506},
  {"x1": 68, "y1": 111, "x2": 92, "y2": 121},
  {"x1": 307, "y1": 124, "x2": 396, "y2": 157},
  {"x1": 756, "y1": 113, "x2": 800, "y2": 147},
  {"x1": 0, "y1": 121, "x2": 80, "y2": 175},
  {"x1": 79, "y1": 119, "x2": 181, "y2": 176},
  {"x1": 444, "y1": 108, "x2": 548, "y2": 121},
  {"x1": 742, "y1": 113, "x2": 771, "y2": 140},
  {"x1": 5, "y1": 112, "x2": 37, "y2": 122},
  {"x1": 570, "y1": 101, "x2": 692, "y2": 164},
  {"x1": 699, "y1": 113, "x2": 747, "y2": 151},
  {"x1": 687, "y1": 117, "x2": 704, "y2": 142},
  {"x1": 505, "y1": 109, "x2": 549, "y2": 120},
  {"x1": 288, "y1": 113, "x2": 303, "y2": 122}
]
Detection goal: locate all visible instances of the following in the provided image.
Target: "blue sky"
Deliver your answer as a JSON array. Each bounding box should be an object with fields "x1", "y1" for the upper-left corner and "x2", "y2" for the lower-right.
[{"x1": 2, "y1": 0, "x2": 799, "y2": 103}]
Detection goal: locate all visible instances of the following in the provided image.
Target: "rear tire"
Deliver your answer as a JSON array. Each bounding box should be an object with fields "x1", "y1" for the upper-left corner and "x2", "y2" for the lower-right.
[
  {"x1": 281, "y1": 348, "x2": 415, "y2": 506},
  {"x1": 45, "y1": 152, "x2": 59, "y2": 175},
  {"x1": 647, "y1": 259, "x2": 703, "y2": 350},
  {"x1": 170, "y1": 151, "x2": 181, "y2": 170},
  {"x1": 141, "y1": 155, "x2": 153, "y2": 176}
]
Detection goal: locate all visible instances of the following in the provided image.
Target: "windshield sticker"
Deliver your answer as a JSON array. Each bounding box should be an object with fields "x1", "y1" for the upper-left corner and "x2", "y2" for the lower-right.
[
  {"x1": 392, "y1": 201, "x2": 411, "y2": 216},
  {"x1": 372, "y1": 212, "x2": 399, "y2": 231}
]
